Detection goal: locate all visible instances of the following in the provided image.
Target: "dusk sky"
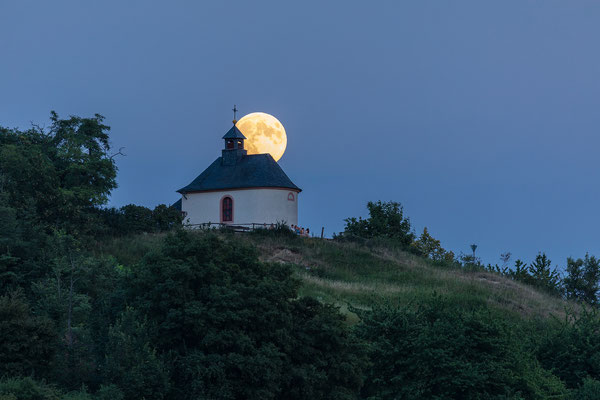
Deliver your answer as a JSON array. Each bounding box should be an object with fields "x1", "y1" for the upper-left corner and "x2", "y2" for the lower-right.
[{"x1": 2, "y1": 1, "x2": 600, "y2": 267}]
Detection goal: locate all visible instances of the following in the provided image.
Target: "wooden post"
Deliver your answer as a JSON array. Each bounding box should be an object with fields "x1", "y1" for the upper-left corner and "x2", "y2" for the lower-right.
[{"x1": 320, "y1": 227, "x2": 324, "y2": 239}]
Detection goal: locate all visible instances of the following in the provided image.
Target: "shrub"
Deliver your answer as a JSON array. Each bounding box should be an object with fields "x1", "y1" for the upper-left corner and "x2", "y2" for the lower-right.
[
  {"x1": 103, "y1": 308, "x2": 169, "y2": 400},
  {"x1": 355, "y1": 295, "x2": 568, "y2": 399},
  {"x1": 341, "y1": 201, "x2": 414, "y2": 246},
  {"x1": 99, "y1": 204, "x2": 182, "y2": 236},
  {"x1": 565, "y1": 254, "x2": 600, "y2": 305},
  {"x1": 411, "y1": 227, "x2": 456, "y2": 265},
  {"x1": 538, "y1": 307, "x2": 600, "y2": 389},
  {"x1": 528, "y1": 253, "x2": 562, "y2": 296},
  {"x1": 250, "y1": 221, "x2": 297, "y2": 239},
  {"x1": 0, "y1": 291, "x2": 56, "y2": 378},
  {"x1": 573, "y1": 378, "x2": 600, "y2": 400},
  {"x1": 0, "y1": 377, "x2": 61, "y2": 400},
  {"x1": 128, "y1": 230, "x2": 366, "y2": 399}
]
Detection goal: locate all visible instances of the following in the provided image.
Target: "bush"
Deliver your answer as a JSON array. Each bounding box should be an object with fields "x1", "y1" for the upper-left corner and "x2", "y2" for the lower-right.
[
  {"x1": 538, "y1": 307, "x2": 600, "y2": 389},
  {"x1": 99, "y1": 204, "x2": 182, "y2": 236},
  {"x1": 94, "y1": 385, "x2": 124, "y2": 400},
  {"x1": 355, "y1": 295, "x2": 568, "y2": 399},
  {"x1": 565, "y1": 255, "x2": 600, "y2": 305},
  {"x1": 411, "y1": 227, "x2": 456, "y2": 265},
  {"x1": 128, "y1": 230, "x2": 367, "y2": 399},
  {"x1": 0, "y1": 377, "x2": 61, "y2": 400},
  {"x1": 0, "y1": 291, "x2": 56, "y2": 378},
  {"x1": 250, "y1": 221, "x2": 297, "y2": 239},
  {"x1": 340, "y1": 201, "x2": 414, "y2": 246},
  {"x1": 573, "y1": 378, "x2": 600, "y2": 400},
  {"x1": 103, "y1": 308, "x2": 169, "y2": 400}
]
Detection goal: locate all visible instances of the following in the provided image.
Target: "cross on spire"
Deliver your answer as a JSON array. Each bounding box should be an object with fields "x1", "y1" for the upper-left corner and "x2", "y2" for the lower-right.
[{"x1": 232, "y1": 104, "x2": 238, "y2": 123}]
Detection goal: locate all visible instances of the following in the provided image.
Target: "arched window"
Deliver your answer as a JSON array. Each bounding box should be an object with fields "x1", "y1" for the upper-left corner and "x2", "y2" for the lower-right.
[
  {"x1": 288, "y1": 192, "x2": 295, "y2": 201},
  {"x1": 221, "y1": 196, "x2": 233, "y2": 222}
]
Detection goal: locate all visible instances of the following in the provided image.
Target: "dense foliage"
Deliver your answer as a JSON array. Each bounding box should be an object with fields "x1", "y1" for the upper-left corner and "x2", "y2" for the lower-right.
[
  {"x1": 538, "y1": 307, "x2": 600, "y2": 389},
  {"x1": 0, "y1": 112, "x2": 116, "y2": 235},
  {"x1": 342, "y1": 201, "x2": 415, "y2": 246},
  {"x1": 124, "y1": 231, "x2": 366, "y2": 400},
  {"x1": 98, "y1": 203, "x2": 183, "y2": 236},
  {"x1": 339, "y1": 201, "x2": 455, "y2": 264},
  {"x1": 356, "y1": 295, "x2": 569, "y2": 399},
  {"x1": 4, "y1": 113, "x2": 600, "y2": 399}
]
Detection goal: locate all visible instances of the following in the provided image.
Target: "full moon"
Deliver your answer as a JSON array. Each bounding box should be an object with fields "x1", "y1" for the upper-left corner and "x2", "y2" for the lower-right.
[{"x1": 236, "y1": 112, "x2": 287, "y2": 162}]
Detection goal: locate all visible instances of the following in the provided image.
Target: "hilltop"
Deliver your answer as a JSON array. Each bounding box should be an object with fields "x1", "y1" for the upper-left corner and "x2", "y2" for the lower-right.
[
  {"x1": 248, "y1": 234, "x2": 572, "y2": 320},
  {"x1": 100, "y1": 230, "x2": 573, "y2": 324}
]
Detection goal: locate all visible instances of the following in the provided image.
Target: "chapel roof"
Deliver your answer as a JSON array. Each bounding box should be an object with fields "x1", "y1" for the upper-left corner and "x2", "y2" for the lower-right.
[
  {"x1": 222, "y1": 125, "x2": 247, "y2": 140},
  {"x1": 171, "y1": 198, "x2": 182, "y2": 210},
  {"x1": 177, "y1": 153, "x2": 301, "y2": 194}
]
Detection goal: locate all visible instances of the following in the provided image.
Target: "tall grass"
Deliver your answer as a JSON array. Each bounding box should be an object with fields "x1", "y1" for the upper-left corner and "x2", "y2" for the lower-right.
[
  {"x1": 96, "y1": 230, "x2": 574, "y2": 324},
  {"x1": 241, "y1": 234, "x2": 573, "y2": 321}
]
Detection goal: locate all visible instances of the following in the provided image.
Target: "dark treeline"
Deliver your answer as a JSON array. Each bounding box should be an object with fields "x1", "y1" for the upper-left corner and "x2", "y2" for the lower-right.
[{"x1": 2, "y1": 115, "x2": 600, "y2": 399}]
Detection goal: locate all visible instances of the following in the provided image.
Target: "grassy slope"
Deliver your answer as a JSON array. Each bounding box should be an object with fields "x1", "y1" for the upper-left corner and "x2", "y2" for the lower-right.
[
  {"x1": 241, "y1": 234, "x2": 573, "y2": 324},
  {"x1": 98, "y1": 231, "x2": 573, "y2": 325}
]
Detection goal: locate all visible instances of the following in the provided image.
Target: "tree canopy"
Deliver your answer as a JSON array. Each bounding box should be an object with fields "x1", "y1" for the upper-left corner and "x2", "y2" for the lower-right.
[
  {"x1": 341, "y1": 201, "x2": 414, "y2": 246},
  {"x1": 0, "y1": 112, "x2": 117, "y2": 234}
]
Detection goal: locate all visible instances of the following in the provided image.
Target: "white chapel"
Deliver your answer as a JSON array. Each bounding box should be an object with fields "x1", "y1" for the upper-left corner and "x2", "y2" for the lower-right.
[{"x1": 175, "y1": 120, "x2": 301, "y2": 228}]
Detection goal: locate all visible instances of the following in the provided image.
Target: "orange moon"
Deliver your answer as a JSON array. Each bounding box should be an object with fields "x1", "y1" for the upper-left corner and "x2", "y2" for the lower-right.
[{"x1": 236, "y1": 112, "x2": 287, "y2": 162}]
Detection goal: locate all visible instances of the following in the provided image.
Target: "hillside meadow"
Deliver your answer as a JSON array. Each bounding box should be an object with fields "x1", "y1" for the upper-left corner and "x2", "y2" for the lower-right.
[{"x1": 99, "y1": 230, "x2": 573, "y2": 324}]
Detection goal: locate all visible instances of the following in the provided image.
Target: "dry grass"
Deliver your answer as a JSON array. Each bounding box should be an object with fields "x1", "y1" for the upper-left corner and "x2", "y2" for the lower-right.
[{"x1": 244, "y1": 234, "x2": 575, "y2": 321}]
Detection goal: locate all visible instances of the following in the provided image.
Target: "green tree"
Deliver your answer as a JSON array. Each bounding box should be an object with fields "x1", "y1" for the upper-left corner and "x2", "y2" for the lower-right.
[
  {"x1": 342, "y1": 201, "x2": 414, "y2": 246},
  {"x1": 0, "y1": 377, "x2": 97, "y2": 400},
  {"x1": 0, "y1": 377, "x2": 62, "y2": 400},
  {"x1": 538, "y1": 307, "x2": 600, "y2": 389},
  {"x1": 152, "y1": 204, "x2": 183, "y2": 232},
  {"x1": 508, "y1": 259, "x2": 531, "y2": 284},
  {"x1": 99, "y1": 204, "x2": 182, "y2": 236},
  {"x1": 0, "y1": 112, "x2": 117, "y2": 235},
  {"x1": 129, "y1": 230, "x2": 366, "y2": 400},
  {"x1": 565, "y1": 254, "x2": 600, "y2": 305},
  {"x1": 103, "y1": 308, "x2": 169, "y2": 400},
  {"x1": 528, "y1": 253, "x2": 561, "y2": 295},
  {"x1": 30, "y1": 232, "x2": 127, "y2": 391},
  {"x1": 573, "y1": 378, "x2": 600, "y2": 400},
  {"x1": 0, "y1": 291, "x2": 56, "y2": 378},
  {"x1": 0, "y1": 192, "x2": 23, "y2": 290},
  {"x1": 460, "y1": 253, "x2": 483, "y2": 270},
  {"x1": 411, "y1": 227, "x2": 455, "y2": 264},
  {"x1": 279, "y1": 297, "x2": 366, "y2": 400},
  {"x1": 119, "y1": 204, "x2": 154, "y2": 234},
  {"x1": 0, "y1": 183, "x2": 50, "y2": 291},
  {"x1": 565, "y1": 257, "x2": 586, "y2": 301}
]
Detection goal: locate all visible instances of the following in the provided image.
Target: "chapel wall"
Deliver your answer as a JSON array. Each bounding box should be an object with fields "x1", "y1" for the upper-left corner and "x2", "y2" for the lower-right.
[{"x1": 181, "y1": 188, "x2": 298, "y2": 227}]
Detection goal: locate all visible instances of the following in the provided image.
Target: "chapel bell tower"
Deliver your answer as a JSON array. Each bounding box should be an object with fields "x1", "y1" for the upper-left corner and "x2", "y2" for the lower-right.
[{"x1": 222, "y1": 105, "x2": 247, "y2": 165}]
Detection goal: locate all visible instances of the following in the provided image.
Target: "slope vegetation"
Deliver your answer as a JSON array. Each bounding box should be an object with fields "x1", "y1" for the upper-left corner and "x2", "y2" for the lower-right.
[
  {"x1": 101, "y1": 230, "x2": 572, "y2": 324},
  {"x1": 242, "y1": 234, "x2": 572, "y2": 322}
]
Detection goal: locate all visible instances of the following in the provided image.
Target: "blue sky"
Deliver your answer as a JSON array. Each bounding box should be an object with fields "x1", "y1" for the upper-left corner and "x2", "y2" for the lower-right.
[{"x1": 2, "y1": 1, "x2": 600, "y2": 267}]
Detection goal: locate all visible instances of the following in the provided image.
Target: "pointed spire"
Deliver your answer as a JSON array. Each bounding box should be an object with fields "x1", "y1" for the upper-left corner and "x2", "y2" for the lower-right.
[{"x1": 223, "y1": 104, "x2": 246, "y2": 139}]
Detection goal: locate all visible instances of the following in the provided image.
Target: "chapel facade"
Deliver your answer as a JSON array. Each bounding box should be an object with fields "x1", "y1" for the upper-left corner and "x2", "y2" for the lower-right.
[{"x1": 176, "y1": 121, "x2": 301, "y2": 227}]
